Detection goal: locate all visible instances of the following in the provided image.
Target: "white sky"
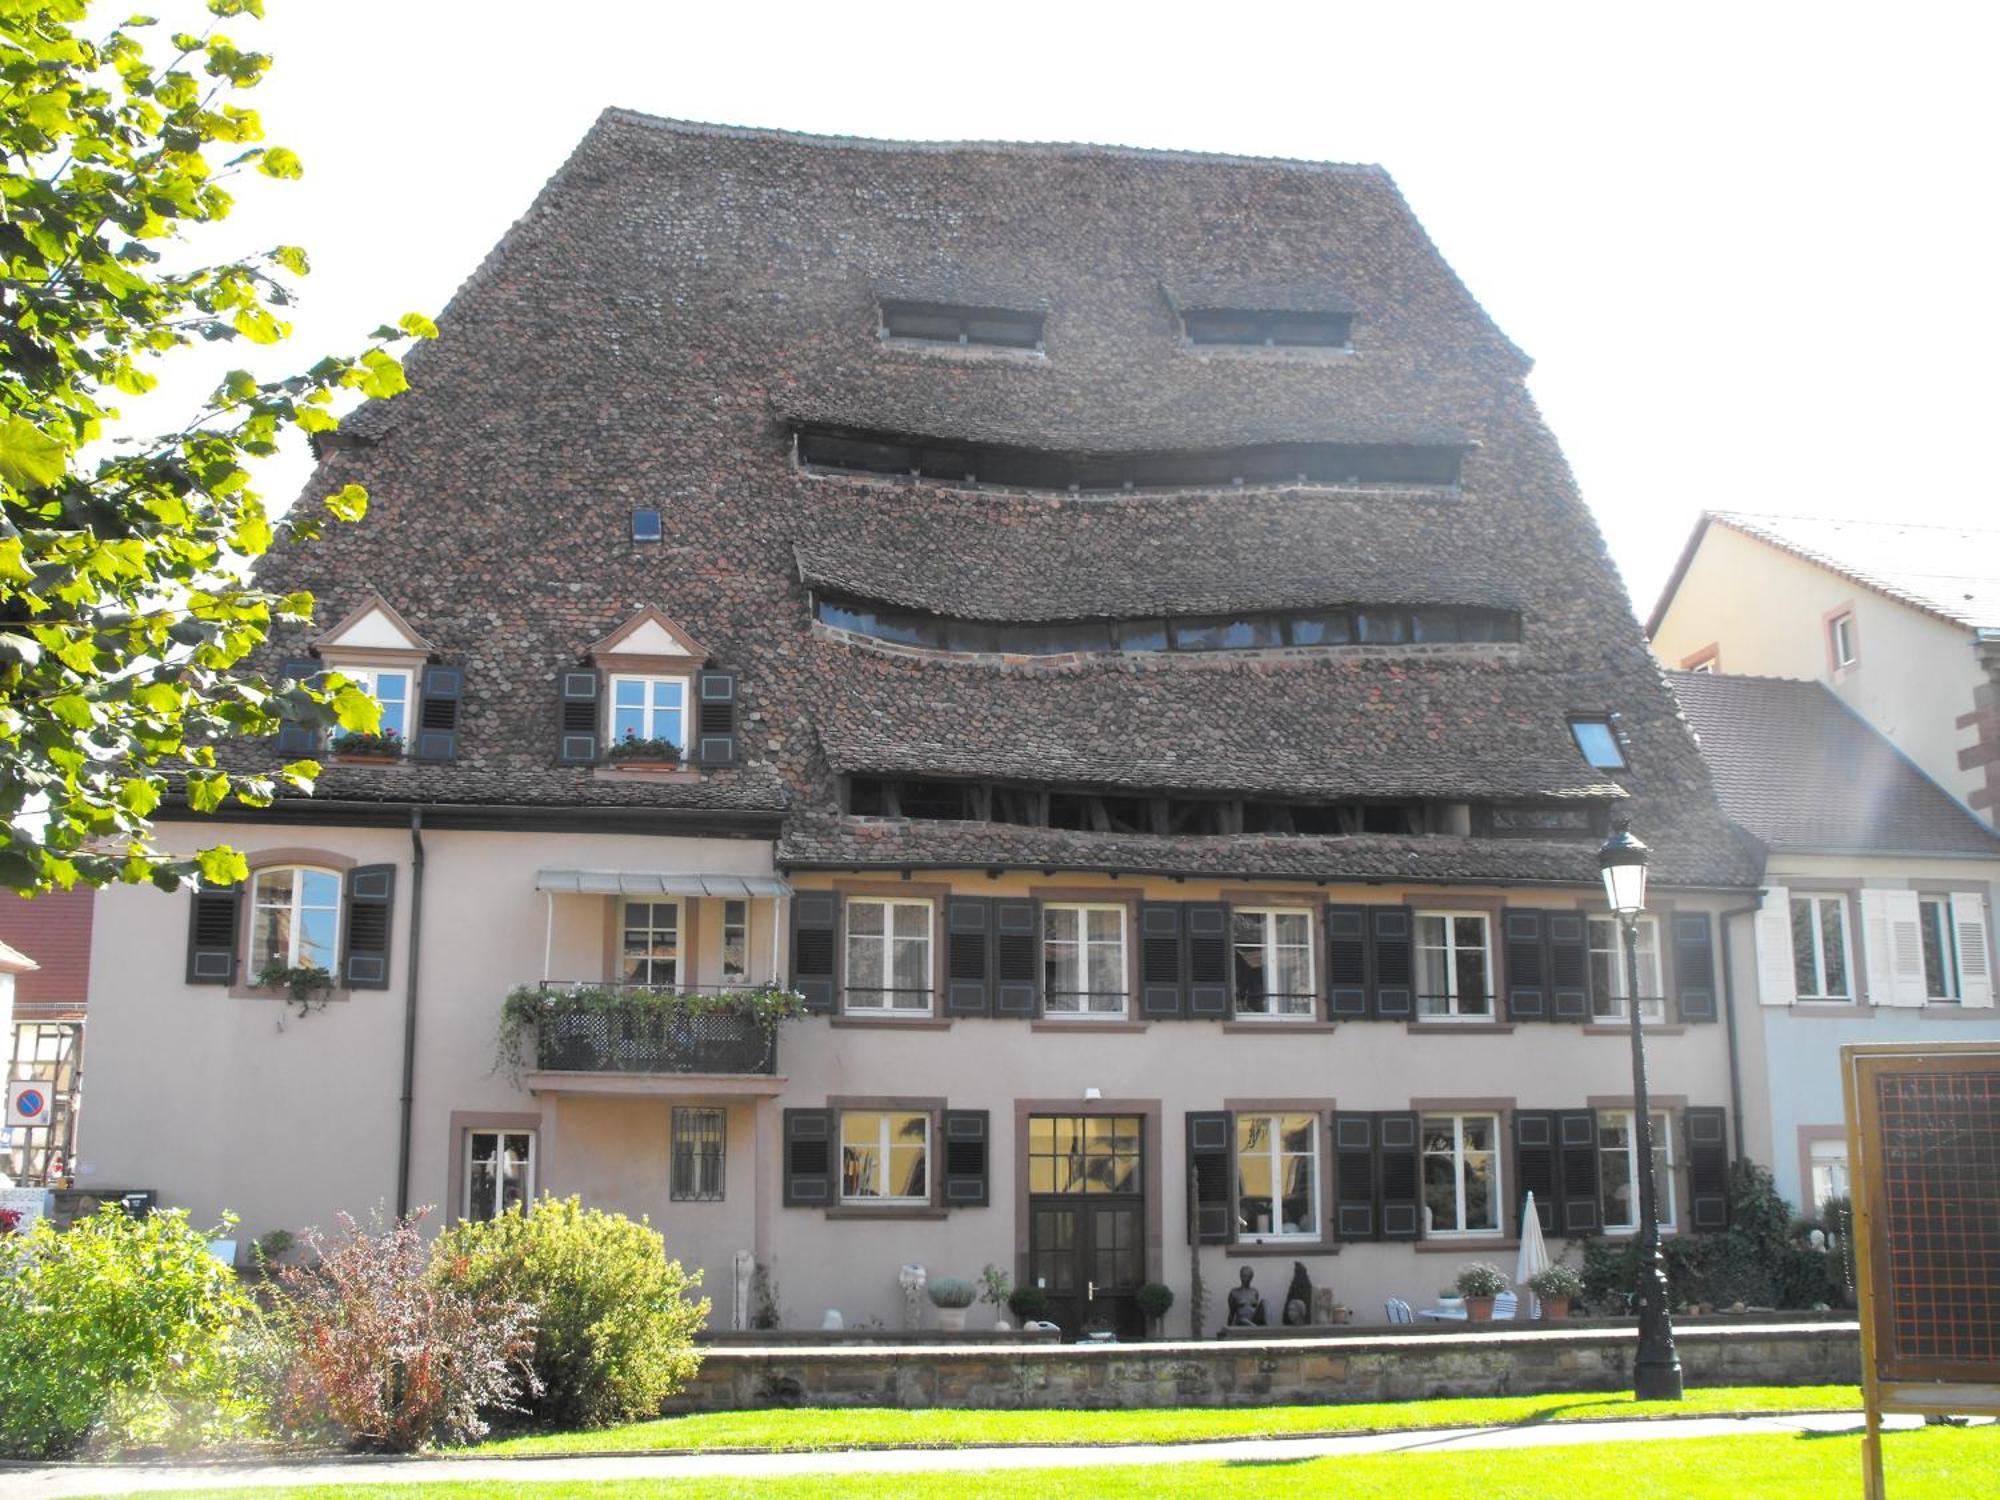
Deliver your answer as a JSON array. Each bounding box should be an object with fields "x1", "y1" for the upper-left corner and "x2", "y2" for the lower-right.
[{"x1": 149, "y1": 0, "x2": 1999, "y2": 618}]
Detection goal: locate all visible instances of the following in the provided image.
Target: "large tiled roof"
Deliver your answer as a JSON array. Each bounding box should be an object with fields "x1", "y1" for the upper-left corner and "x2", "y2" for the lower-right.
[
  {"x1": 792, "y1": 487, "x2": 1521, "y2": 620},
  {"x1": 245, "y1": 112, "x2": 1755, "y2": 888},
  {"x1": 1651, "y1": 511, "x2": 2000, "y2": 635},
  {"x1": 1668, "y1": 671, "x2": 2000, "y2": 858}
]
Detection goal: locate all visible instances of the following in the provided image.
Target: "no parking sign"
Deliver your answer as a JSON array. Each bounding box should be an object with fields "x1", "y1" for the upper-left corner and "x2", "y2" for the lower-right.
[{"x1": 6, "y1": 1082, "x2": 50, "y2": 1128}]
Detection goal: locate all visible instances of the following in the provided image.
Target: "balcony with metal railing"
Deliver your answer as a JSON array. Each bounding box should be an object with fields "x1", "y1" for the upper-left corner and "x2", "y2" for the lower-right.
[{"x1": 511, "y1": 982, "x2": 794, "y2": 1089}]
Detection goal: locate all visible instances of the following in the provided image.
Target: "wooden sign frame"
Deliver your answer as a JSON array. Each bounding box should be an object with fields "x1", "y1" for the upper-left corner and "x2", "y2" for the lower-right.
[{"x1": 1841, "y1": 1041, "x2": 2000, "y2": 1500}]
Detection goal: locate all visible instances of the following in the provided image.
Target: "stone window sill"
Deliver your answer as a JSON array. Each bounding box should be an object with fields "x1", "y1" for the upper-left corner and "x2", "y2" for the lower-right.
[
  {"x1": 1030, "y1": 1020, "x2": 1147, "y2": 1033},
  {"x1": 230, "y1": 985, "x2": 353, "y2": 1004},
  {"x1": 1406, "y1": 1022, "x2": 1516, "y2": 1035},
  {"x1": 1227, "y1": 1240, "x2": 1339, "y2": 1258},
  {"x1": 592, "y1": 766, "x2": 702, "y2": 784},
  {"x1": 1583, "y1": 1025, "x2": 1687, "y2": 1037},
  {"x1": 1222, "y1": 1021, "x2": 1338, "y2": 1034},
  {"x1": 824, "y1": 1206, "x2": 950, "y2": 1221},
  {"x1": 830, "y1": 1016, "x2": 953, "y2": 1031},
  {"x1": 1788, "y1": 1002, "x2": 1868, "y2": 1018},
  {"x1": 1415, "y1": 1238, "x2": 1520, "y2": 1254}
]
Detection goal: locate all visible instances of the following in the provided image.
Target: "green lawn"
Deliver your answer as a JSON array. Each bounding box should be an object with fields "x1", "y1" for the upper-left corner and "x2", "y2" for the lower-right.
[
  {"x1": 472, "y1": 1384, "x2": 1863, "y2": 1455},
  {"x1": 121, "y1": 1427, "x2": 2000, "y2": 1500}
]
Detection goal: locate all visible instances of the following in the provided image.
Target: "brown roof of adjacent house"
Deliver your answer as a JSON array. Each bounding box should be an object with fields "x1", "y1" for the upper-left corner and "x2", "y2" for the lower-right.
[
  {"x1": 1650, "y1": 511, "x2": 2000, "y2": 637},
  {"x1": 0, "y1": 886, "x2": 88, "y2": 1014},
  {"x1": 1668, "y1": 670, "x2": 2000, "y2": 858},
  {"x1": 245, "y1": 112, "x2": 1756, "y2": 888}
]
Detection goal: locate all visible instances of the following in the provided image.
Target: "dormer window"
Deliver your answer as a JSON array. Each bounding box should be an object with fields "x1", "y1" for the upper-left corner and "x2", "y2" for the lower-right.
[
  {"x1": 880, "y1": 300, "x2": 1043, "y2": 350},
  {"x1": 1569, "y1": 716, "x2": 1627, "y2": 770},
  {"x1": 1183, "y1": 308, "x2": 1353, "y2": 349},
  {"x1": 610, "y1": 675, "x2": 687, "y2": 752},
  {"x1": 334, "y1": 666, "x2": 410, "y2": 741}
]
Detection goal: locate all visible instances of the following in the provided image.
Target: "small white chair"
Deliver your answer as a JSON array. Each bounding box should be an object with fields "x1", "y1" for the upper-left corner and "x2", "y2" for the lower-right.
[
  {"x1": 1492, "y1": 1291, "x2": 1519, "y2": 1321},
  {"x1": 1385, "y1": 1297, "x2": 1414, "y2": 1325}
]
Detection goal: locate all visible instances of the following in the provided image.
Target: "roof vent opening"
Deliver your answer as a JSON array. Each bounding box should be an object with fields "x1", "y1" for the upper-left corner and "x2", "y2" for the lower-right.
[
  {"x1": 880, "y1": 300, "x2": 1044, "y2": 351},
  {"x1": 1183, "y1": 308, "x2": 1353, "y2": 349}
]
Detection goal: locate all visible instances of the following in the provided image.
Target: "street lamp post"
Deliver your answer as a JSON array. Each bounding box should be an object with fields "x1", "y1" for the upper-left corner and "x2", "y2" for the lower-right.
[{"x1": 1598, "y1": 817, "x2": 1684, "y2": 1402}]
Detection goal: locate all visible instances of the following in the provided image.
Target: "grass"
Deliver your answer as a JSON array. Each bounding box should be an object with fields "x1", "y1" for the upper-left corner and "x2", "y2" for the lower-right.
[
  {"x1": 470, "y1": 1383, "x2": 1864, "y2": 1455},
  {"x1": 119, "y1": 1427, "x2": 2000, "y2": 1499}
]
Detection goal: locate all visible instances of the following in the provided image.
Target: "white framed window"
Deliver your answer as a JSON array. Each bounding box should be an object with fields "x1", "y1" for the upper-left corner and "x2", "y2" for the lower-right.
[
  {"x1": 1829, "y1": 612, "x2": 1857, "y2": 668},
  {"x1": 721, "y1": 898, "x2": 749, "y2": 985},
  {"x1": 464, "y1": 1129, "x2": 534, "y2": 1222},
  {"x1": 1421, "y1": 1113, "x2": 1501, "y2": 1235},
  {"x1": 1918, "y1": 896, "x2": 1962, "y2": 1002},
  {"x1": 609, "y1": 674, "x2": 688, "y2": 750},
  {"x1": 1569, "y1": 716, "x2": 1626, "y2": 769},
  {"x1": 1588, "y1": 915, "x2": 1665, "y2": 1023},
  {"x1": 844, "y1": 898, "x2": 934, "y2": 1013},
  {"x1": 1415, "y1": 912, "x2": 1493, "y2": 1020},
  {"x1": 1235, "y1": 1113, "x2": 1319, "y2": 1240},
  {"x1": 1232, "y1": 909, "x2": 1316, "y2": 1018},
  {"x1": 329, "y1": 664, "x2": 411, "y2": 741},
  {"x1": 1599, "y1": 1109, "x2": 1675, "y2": 1232},
  {"x1": 1790, "y1": 894, "x2": 1853, "y2": 1000},
  {"x1": 839, "y1": 1109, "x2": 930, "y2": 1203},
  {"x1": 1809, "y1": 1138, "x2": 1850, "y2": 1213},
  {"x1": 621, "y1": 899, "x2": 680, "y2": 987},
  {"x1": 250, "y1": 865, "x2": 341, "y2": 973},
  {"x1": 1042, "y1": 904, "x2": 1127, "y2": 1016}
]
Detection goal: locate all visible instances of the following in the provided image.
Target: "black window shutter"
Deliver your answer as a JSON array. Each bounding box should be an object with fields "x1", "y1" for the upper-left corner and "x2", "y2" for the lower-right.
[
  {"x1": 1557, "y1": 1109, "x2": 1600, "y2": 1235},
  {"x1": 558, "y1": 668, "x2": 602, "y2": 764},
  {"x1": 941, "y1": 1109, "x2": 989, "y2": 1207},
  {"x1": 1185, "y1": 902, "x2": 1230, "y2": 1018},
  {"x1": 1333, "y1": 1113, "x2": 1378, "y2": 1241},
  {"x1": 274, "y1": 656, "x2": 322, "y2": 757},
  {"x1": 1503, "y1": 910, "x2": 1548, "y2": 1021},
  {"x1": 695, "y1": 669, "x2": 740, "y2": 766},
  {"x1": 1548, "y1": 913, "x2": 1590, "y2": 1022},
  {"x1": 1673, "y1": 912, "x2": 1718, "y2": 1023},
  {"x1": 1325, "y1": 904, "x2": 1370, "y2": 1018},
  {"x1": 1186, "y1": 1110, "x2": 1235, "y2": 1243},
  {"x1": 1512, "y1": 1110, "x2": 1559, "y2": 1236},
  {"x1": 1371, "y1": 908, "x2": 1413, "y2": 1019},
  {"x1": 993, "y1": 898, "x2": 1040, "y2": 1017},
  {"x1": 413, "y1": 664, "x2": 464, "y2": 762},
  {"x1": 185, "y1": 884, "x2": 242, "y2": 985},
  {"x1": 341, "y1": 863, "x2": 396, "y2": 990},
  {"x1": 1685, "y1": 1107, "x2": 1730, "y2": 1231},
  {"x1": 783, "y1": 1108, "x2": 835, "y2": 1206},
  {"x1": 945, "y1": 898, "x2": 993, "y2": 1017},
  {"x1": 1139, "y1": 902, "x2": 1186, "y2": 1019},
  {"x1": 1378, "y1": 1110, "x2": 1422, "y2": 1240},
  {"x1": 790, "y1": 892, "x2": 839, "y2": 1013}
]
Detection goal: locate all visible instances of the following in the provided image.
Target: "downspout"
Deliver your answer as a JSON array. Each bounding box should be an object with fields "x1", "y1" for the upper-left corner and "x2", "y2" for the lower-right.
[
  {"x1": 395, "y1": 806, "x2": 426, "y2": 1217},
  {"x1": 1717, "y1": 894, "x2": 1763, "y2": 1164}
]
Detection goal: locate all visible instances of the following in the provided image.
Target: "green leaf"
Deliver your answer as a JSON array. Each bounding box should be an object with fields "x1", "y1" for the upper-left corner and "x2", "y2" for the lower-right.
[
  {"x1": 231, "y1": 305, "x2": 284, "y2": 345},
  {"x1": 324, "y1": 483, "x2": 368, "y2": 522},
  {"x1": 397, "y1": 311, "x2": 438, "y2": 339},
  {"x1": 0, "y1": 416, "x2": 70, "y2": 490},
  {"x1": 117, "y1": 778, "x2": 162, "y2": 816},
  {"x1": 257, "y1": 145, "x2": 302, "y2": 179},
  {"x1": 272, "y1": 244, "x2": 309, "y2": 275},
  {"x1": 185, "y1": 773, "x2": 228, "y2": 813},
  {"x1": 356, "y1": 347, "x2": 408, "y2": 399},
  {"x1": 195, "y1": 846, "x2": 248, "y2": 885}
]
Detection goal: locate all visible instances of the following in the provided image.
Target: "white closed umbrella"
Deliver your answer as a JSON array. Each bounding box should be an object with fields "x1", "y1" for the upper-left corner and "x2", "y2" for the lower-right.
[{"x1": 1516, "y1": 1191, "x2": 1552, "y2": 1319}]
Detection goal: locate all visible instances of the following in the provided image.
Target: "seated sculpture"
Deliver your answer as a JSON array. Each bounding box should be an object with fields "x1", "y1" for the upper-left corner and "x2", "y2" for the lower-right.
[{"x1": 1227, "y1": 1265, "x2": 1267, "y2": 1327}]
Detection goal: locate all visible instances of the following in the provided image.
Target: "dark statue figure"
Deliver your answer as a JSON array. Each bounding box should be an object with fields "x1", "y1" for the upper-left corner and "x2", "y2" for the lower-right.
[
  {"x1": 1226, "y1": 1265, "x2": 1267, "y2": 1326},
  {"x1": 1283, "y1": 1261, "x2": 1314, "y2": 1326}
]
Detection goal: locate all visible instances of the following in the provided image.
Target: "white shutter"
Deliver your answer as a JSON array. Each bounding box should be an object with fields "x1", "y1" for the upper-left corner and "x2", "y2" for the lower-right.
[
  {"x1": 1955, "y1": 893, "x2": 1994, "y2": 1007},
  {"x1": 1858, "y1": 889, "x2": 1895, "y2": 1006},
  {"x1": 1883, "y1": 889, "x2": 1927, "y2": 1007},
  {"x1": 1754, "y1": 886, "x2": 1797, "y2": 1007}
]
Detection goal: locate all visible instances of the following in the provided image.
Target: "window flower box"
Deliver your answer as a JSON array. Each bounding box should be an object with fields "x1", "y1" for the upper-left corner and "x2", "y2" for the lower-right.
[
  {"x1": 604, "y1": 735, "x2": 684, "y2": 769},
  {"x1": 333, "y1": 729, "x2": 404, "y2": 762}
]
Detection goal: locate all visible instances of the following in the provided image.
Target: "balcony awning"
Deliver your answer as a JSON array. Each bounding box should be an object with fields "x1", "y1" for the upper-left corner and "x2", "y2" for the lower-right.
[{"x1": 534, "y1": 870, "x2": 793, "y2": 899}]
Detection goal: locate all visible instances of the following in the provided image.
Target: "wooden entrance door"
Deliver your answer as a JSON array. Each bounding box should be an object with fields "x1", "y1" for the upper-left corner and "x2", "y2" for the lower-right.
[{"x1": 1026, "y1": 1113, "x2": 1146, "y2": 1338}]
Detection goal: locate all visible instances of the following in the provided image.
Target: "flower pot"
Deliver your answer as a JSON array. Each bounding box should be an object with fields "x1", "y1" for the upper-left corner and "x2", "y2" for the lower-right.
[
  {"x1": 1464, "y1": 1296, "x2": 1495, "y2": 1323},
  {"x1": 1541, "y1": 1297, "x2": 1571, "y2": 1321},
  {"x1": 936, "y1": 1306, "x2": 967, "y2": 1332}
]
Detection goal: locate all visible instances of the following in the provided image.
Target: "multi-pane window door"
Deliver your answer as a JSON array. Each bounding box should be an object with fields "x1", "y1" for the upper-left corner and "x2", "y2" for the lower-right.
[
  {"x1": 1790, "y1": 895, "x2": 1852, "y2": 1000},
  {"x1": 465, "y1": 1130, "x2": 534, "y2": 1221},
  {"x1": 1232, "y1": 910, "x2": 1315, "y2": 1017},
  {"x1": 1415, "y1": 913, "x2": 1492, "y2": 1019},
  {"x1": 1588, "y1": 915, "x2": 1665, "y2": 1022},
  {"x1": 1598, "y1": 1109, "x2": 1675, "y2": 1231},
  {"x1": 845, "y1": 898, "x2": 933, "y2": 1012},
  {"x1": 622, "y1": 900, "x2": 680, "y2": 987},
  {"x1": 1421, "y1": 1113, "x2": 1500, "y2": 1235},
  {"x1": 1235, "y1": 1113, "x2": 1319, "y2": 1239},
  {"x1": 1042, "y1": 905, "x2": 1127, "y2": 1015},
  {"x1": 251, "y1": 866, "x2": 341, "y2": 972}
]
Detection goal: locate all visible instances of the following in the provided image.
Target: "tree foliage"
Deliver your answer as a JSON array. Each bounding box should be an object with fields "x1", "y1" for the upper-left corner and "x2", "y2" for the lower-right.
[{"x1": 0, "y1": 0, "x2": 433, "y2": 894}]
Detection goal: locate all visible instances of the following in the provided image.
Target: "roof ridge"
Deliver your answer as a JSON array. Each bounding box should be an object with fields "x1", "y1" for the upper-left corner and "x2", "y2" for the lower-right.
[
  {"x1": 596, "y1": 108, "x2": 1391, "y2": 178},
  {"x1": 1664, "y1": 669, "x2": 1829, "y2": 688},
  {"x1": 1710, "y1": 508, "x2": 2000, "y2": 536}
]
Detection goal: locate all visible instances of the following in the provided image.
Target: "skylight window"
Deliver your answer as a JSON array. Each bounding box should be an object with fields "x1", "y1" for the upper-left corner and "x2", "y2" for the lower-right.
[
  {"x1": 880, "y1": 300, "x2": 1043, "y2": 350},
  {"x1": 1183, "y1": 308, "x2": 1353, "y2": 349},
  {"x1": 1569, "y1": 716, "x2": 1627, "y2": 770},
  {"x1": 631, "y1": 508, "x2": 662, "y2": 542}
]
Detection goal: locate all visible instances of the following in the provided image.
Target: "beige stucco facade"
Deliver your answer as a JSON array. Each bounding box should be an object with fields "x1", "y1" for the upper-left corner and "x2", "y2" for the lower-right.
[
  {"x1": 82, "y1": 819, "x2": 1749, "y2": 1335},
  {"x1": 1650, "y1": 523, "x2": 1990, "y2": 824}
]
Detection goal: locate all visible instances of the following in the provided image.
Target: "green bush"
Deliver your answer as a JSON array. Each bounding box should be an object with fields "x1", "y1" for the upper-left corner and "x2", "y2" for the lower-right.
[
  {"x1": 927, "y1": 1276, "x2": 976, "y2": 1309},
  {"x1": 1136, "y1": 1282, "x2": 1175, "y2": 1320},
  {"x1": 1453, "y1": 1263, "x2": 1510, "y2": 1299},
  {"x1": 1006, "y1": 1285, "x2": 1048, "y2": 1322},
  {"x1": 433, "y1": 1196, "x2": 707, "y2": 1430},
  {"x1": 0, "y1": 1207, "x2": 258, "y2": 1459}
]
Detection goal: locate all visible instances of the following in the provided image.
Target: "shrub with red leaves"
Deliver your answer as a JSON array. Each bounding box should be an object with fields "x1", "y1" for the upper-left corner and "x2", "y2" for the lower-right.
[{"x1": 271, "y1": 1210, "x2": 537, "y2": 1452}]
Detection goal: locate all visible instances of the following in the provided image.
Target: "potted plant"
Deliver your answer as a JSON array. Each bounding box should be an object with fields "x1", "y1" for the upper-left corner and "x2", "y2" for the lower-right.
[
  {"x1": 979, "y1": 1264, "x2": 1013, "y2": 1328},
  {"x1": 1528, "y1": 1263, "x2": 1585, "y2": 1320},
  {"x1": 604, "y1": 733, "x2": 684, "y2": 769},
  {"x1": 333, "y1": 727, "x2": 403, "y2": 761},
  {"x1": 255, "y1": 960, "x2": 335, "y2": 1015},
  {"x1": 1006, "y1": 1284, "x2": 1048, "y2": 1325},
  {"x1": 928, "y1": 1275, "x2": 976, "y2": 1332},
  {"x1": 1136, "y1": 1281, "x2": 1175, "y2": 1339},
  {"x1": 1453, "y1": 1262, "x2": 1509, "y2": 1322}
]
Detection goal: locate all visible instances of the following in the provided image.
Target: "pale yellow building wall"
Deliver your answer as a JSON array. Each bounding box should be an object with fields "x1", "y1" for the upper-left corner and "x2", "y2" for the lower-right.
[{"x1": 1651, "y1": 524, "x2": 1987, "y2": 819}]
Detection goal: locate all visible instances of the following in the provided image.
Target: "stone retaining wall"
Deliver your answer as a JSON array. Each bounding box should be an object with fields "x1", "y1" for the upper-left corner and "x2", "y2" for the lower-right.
[{"x1": 670, "y1": 1322, "x2": 1859, "y2": 1412}]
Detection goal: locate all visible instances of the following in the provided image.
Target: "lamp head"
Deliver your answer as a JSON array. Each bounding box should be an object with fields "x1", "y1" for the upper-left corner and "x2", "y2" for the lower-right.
[{"x1": 1597, "y1": 815, "x2": 1651, "y2": 916}]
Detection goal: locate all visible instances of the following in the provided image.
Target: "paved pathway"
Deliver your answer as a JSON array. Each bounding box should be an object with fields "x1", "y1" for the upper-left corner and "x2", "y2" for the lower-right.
[{"x1": 0, "y1": 1412, "x2": 1931, "y2": 1497}]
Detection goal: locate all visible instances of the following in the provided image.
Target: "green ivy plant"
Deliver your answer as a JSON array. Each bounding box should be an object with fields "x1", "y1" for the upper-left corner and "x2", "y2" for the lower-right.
[
  {"x1": 495, "y1": 983, "x2": 805, "y2": 1079},
  {"x1": 0, "y1": 1, "x2": 436, "y2": 895},
  {"x1": 253, "y1": 958, "x2": 331, "y2": 1014},
  {"x1": 604, "y1": 735, "x2": 682, "y2": 764}
]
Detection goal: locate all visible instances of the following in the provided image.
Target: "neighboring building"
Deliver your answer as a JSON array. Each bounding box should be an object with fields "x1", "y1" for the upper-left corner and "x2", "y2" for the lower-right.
[
  {"x1": 1669, "y1": 670, "x2": 2000, "y2": 1217},
  {"x1": 0, "y1": 889, "x2": 91, "y2": 1185},
  {"x1": 1648, "y1": 511, "x2": 2000, "y2": 828},
  {"x1": 83, "y1": 114, "x2": 1759, "y2": 1332}
]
